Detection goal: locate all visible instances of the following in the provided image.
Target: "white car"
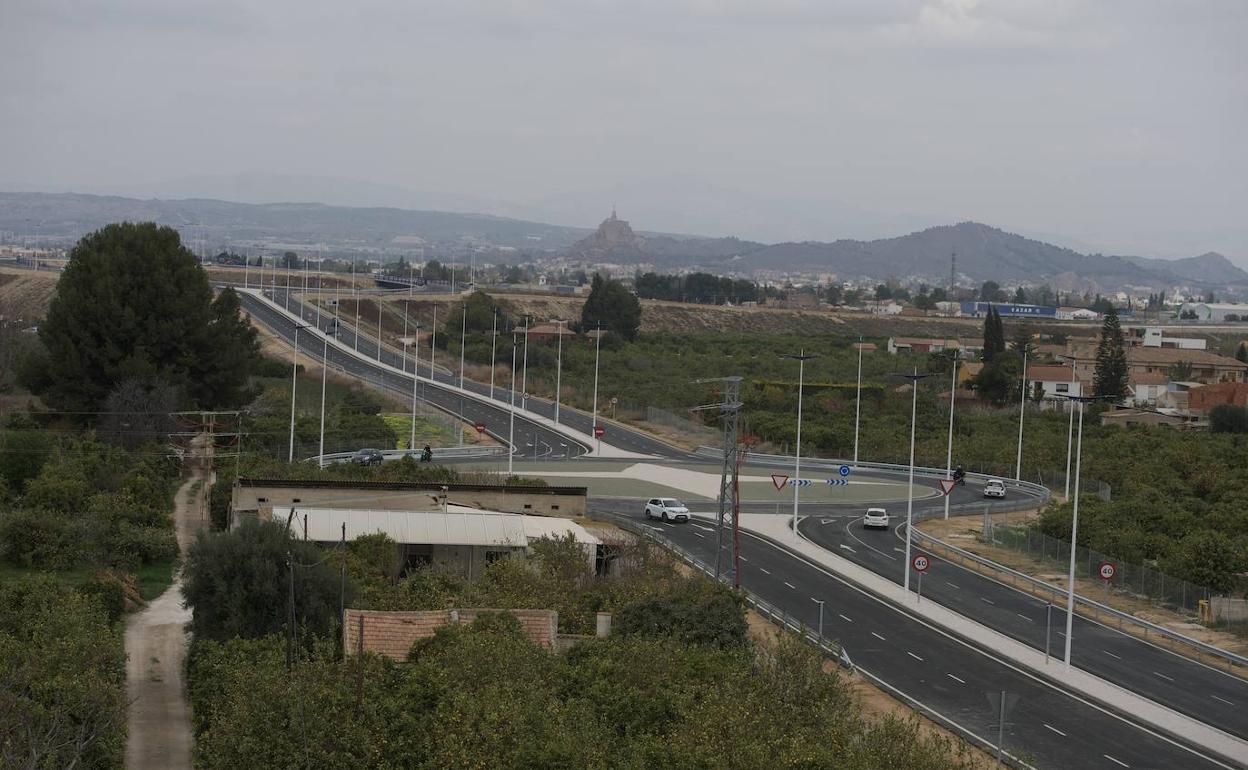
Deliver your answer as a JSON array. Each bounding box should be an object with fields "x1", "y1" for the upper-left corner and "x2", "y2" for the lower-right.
[
  {"x1": 645, "y1": 497, "x2": 690, "y2": 523},
  {"x1": 863, "y1": 508, "x2": 890, "y2": 529},
  {"x1": 983, "y1": 478, "x2": 1007, "y2": 499}
]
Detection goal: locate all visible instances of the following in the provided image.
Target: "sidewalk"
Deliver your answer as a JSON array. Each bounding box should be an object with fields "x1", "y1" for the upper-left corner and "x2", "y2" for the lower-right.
[{"x1": 719, "y1": 512, "x2": 1248, "y2": 768}]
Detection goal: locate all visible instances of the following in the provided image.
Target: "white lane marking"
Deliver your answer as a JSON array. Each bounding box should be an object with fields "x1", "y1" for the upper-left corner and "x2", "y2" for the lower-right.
[
  {"x1": 945, "y1": 581, "x2": 960, "y2": 589},
  {"x1": 839, "y1": 544, "x2": 856, "y2": 553},
  {"x1": 692, "y1": 523, "x2": 714, "y2": 532},
  {"x1": 838, "y1": 614, "x2": 853, "y2": 623},
  {"x1": 1044, "y1": 723, "x2": 1067, "y2": 737},
  {"x1": 1016, "y1": 613, "x2": 1034, "y2": 623},
  {"x1": 1103, "y1": 754, "x2": 1129, "y2": 768},
  {"x1": 1153, "y1": 671, "x2": 1175, "y2": 682},
  {"x1": 871, "y1": 632, "x2": 886, "y2": 641},
  {"x1": 692, "y1": 532, "x2": 704, "y2": 539},
  {"x1": 1103, "y1": 650, "x2": 1122, "y2": 660},
  {"x1": 907, "y1": 651, "x2": 924, "y2": 662},
  {"x1": 893, "y1": 547, "x2": 905, "y2": 554},
  {"x1": 1212, "y1": 694, "x2": 1235, "y2": 706},
  {"x1": 738, "y1": 556, "x2": 748, "y2": 562},
  {"x1": 759, "y1": 568, "x2": 771, "y2": 575},
  {"x1": 784, "y1": 581, "x2": 797, "y2": 590},
  {"x1": 980, "y1": 597, "x2": 995, "y2": 605},
  {"x1": 946, "y1": 673, "x2": 966, "y2": 684}
]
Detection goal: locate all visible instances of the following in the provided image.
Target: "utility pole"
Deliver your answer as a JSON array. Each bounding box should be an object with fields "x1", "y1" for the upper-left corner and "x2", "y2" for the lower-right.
[
  {"x1": 1016, "y1": 347, "x2": 1028, "y2": 481},
  {"x1": 854, "y1": 338, "x2": 863, "y2": 464},
  {"x1": 894, "y1": 368, "x2": 933, "y2": 594},
  {"x1": 944, "y1": 355, "x2": 958, "y2": 519},
  {"x1": 554, "y1": 319, "x2": 565, "y2": 424},
  {"x1": 489, "y1": 307, "x2": 498, "y2": 400},
  {"x1": 288, "y1": 324, "x2": 310, "y2": 463},
  {"x1": 781, "y1": 351, "x2": 818, "y2": 537},
  {"x1": 318, "y1": 336, "x2": 328, "y2": 466},
  {"x1": 508, "y1": 337, "x2": 517, "y2": 475},
  {"x1": 409, "y1": 323, "x2": 421, "y2": 452},
  {"x1": 693, "y1": 377, "x2": 743, "y2": 582},
  {"x1": 592, "y1": 324, "x2": 602, "y2": 454}
]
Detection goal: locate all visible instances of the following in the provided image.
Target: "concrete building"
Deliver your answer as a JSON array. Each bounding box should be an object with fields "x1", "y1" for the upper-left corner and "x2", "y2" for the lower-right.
[
  {"x1": 229, "y1": 477, "x2": 589, "y2": 528},
  {"x1": 1127, "y1": 372, "x2": 1169, "y2": 406},
  {"x1": 1056, "y1": 307, "x2": 1100, "y2": 321},
  {"x1": 1188, "y1": 382, "x2": 1248, "y2": 414},
  {"x1": 1128, "y1": 326, "x2": 1207, "y2": 350},
  {"x1": 1178, "y1": 302, "x2": 1248, "y2": 322},
  {"x1": 1057, "y1": 346, "x2": 1248, "y2": 385},
  {"x1": 273, "y1": 505, "x2": 602, "y2": 575},
  {"x1": 1026, "y1": 364, "x2": 1083, "y2": 403},
  {"x1": 887, "y1": 337, "x2": 960, "y2": 355}
]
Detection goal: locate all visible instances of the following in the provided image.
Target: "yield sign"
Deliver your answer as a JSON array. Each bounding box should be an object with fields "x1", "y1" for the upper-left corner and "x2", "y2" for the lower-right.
[
  {"x1": 938, "y1": 478, "x2": 957, "y2": 496},
  {"x1": 770, "y1": 474, "x2": 789, "y2": 491}
]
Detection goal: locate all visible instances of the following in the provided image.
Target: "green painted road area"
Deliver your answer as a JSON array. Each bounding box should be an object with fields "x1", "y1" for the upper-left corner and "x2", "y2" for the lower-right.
[{"x1": 452, "y1": 459, "x2": 927, "y2": 504}]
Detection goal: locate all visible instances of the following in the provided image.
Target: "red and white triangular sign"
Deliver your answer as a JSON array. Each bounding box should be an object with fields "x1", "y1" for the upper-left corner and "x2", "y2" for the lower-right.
[
  {"x1": 771, "y1": 474, "x2": 790, "y2": 491},
  {"x1": 938, "y1": 478, "x2": 957, "y2": 496}
]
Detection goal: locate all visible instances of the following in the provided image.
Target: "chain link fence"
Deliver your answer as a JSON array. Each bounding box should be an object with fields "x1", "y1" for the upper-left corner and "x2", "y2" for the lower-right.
[{"x1": 984, "y1": 522, "x2": 1238, "y2": 626}]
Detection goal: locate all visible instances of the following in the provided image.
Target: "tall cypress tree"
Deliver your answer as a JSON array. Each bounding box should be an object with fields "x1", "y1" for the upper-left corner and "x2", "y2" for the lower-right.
[
  {"x1": 1094, "y1": 306, "x2": 1129, "y2": 400},
  {"x1": 982, "y1": 306, "x2": 1005, "y2": 362}
]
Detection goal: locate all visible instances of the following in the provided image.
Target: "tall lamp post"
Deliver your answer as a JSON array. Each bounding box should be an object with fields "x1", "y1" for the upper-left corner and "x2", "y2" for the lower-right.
[
  {"x1": 854, "y1": 338, "x2": 864, "y2": 464},
  {"x1": 458, "y1": 302, "x2": 467, "y2": 389},
  {"x1": 1016, "y1": 347, "x2": 1028, "y2": 481},
  {"x1": 489, "y1": 307, "x2": 499, "y2": 400},
  {"x1": 317, "y1": 335, "x2": 328, "y2": 466},
  {"x1": 553, "y1": 319, "x2": 566, "y2": 424},
  {"x1": 943, "y1": 354, "x2": 959, "y2": 519},
  {"x1": 591, "y1": 324, "x2": 602, "y2": 454},
  {"x1": 1064, "y1": 363, "x2": 1077, "y2": 499},
  {"x1": 782, "y1": 351, "x2": 818, "y2": 536},
  {"x1": 409, "y1": 322, "x2": 421, "y2": 451},
  {"x1": 894, "y1": 367, "x2": 933, "y2": 594},
  {"x1": 508, "y1": 337, "x2": 518, "y2": 475},
  {"x1": 288, "y1": 323, "x2": 311, "y2": 463},
  {"x1": 520, "y1": 316, "x2": 530, "y2": 413},
  {"x1": 1055, "y1": 393, "x2": 1111, "y2": 668}
]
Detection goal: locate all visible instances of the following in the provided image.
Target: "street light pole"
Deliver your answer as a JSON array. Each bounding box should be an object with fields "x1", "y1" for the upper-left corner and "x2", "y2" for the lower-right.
[
  {"x1": 409, "y1": 323, "x2": 421, "y2": 451},
  {"x1": 288, "y1": 324, "x2": 310, "y2": 463},
  {"x1": 944, "y1": 355, "x2": 958, "y2": 519},
  {"x1": 429, "y1": 305, "x2": 437, "y2": 380},
  {"x1": 376, "y1": 297, "x2": 384, "y2": 364},
  {"x1": 489, "y1": 307, "x2": 498, "y2": 400},
  {"x1": 520, "y1": 316, "x2": 530, "y2": 413},
  {"x1": 459, "y1": 303, "x2": 467, "y2": 389},
  {"x1": 1016, "y1": 347, "x2": 1027, "y2": 481},
  {"x1": 854, "y1": 338, "x2": 863, "y2": 464},
  {"x1": 554, "y1": 319, "x2": 565, "y2": 424},
  {"x1": 508, "y1": 338, "x2": 517, "y2": 475},
  {"x1": 318, "y1": 336, "x2": 328, "y2": 466},
  {"x1": 351, "y1": 256, "x2": 360, "y2": 351},
  {"x1": 895, "y1": 367, "x2": 933, "y2": 594},
  {"x1": 782, "y1": 351, "x2": 818, "y2": 537},
  {"x1": 1064, "y1": 398, "x2": 1086, "y2": 667},
  {"x1": 592, "y1": 324, "x2": 602, "y2": 454},
  {"x1": 1064, "y1": 365, "x2": 1076, "y2": 499}
]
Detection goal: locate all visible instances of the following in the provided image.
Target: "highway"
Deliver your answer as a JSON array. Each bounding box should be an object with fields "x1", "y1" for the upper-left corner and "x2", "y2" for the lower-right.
[
  {"x1": 797, "y1": 497, "x2": 1248, "y2": 741},
  {"x1": 592, "y1": 499, "x2": 1237, "y2": 770},
  {"x1": 252, "y1": 287, "x2": 690, "y2": 459}
]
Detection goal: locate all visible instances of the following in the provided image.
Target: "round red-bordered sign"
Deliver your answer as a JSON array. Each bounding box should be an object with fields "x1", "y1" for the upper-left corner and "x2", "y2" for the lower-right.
[
  {"x1": 1098, "y1": 561, "x2": 1116, "y2": 581},
  {"x1": 912, "y1": 554, "x2": 930, "y2": 573}
]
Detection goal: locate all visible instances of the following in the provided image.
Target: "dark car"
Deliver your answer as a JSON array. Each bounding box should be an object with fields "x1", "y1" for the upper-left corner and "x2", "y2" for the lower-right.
[{"x1": 352, "y1": 448, "x2": 384, "y2": 466}]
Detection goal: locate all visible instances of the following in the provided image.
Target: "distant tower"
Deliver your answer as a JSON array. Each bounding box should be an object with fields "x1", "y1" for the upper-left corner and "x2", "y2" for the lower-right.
[{"x1": 949, "y1": 251, "x2": 957, "y2": 293}]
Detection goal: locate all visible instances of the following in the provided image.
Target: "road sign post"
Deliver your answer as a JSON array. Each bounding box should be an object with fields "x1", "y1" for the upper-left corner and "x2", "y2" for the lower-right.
[
  {"x1": 474, "y1": 421, "x2": 485, "y2": 435},
  {"x1": 938, "y1": 478, "x2": 957, "y2": 496},
  {"x1": 1098, "y1": 561, "x2": 1116, "y2": 598},
  {"x1": 912, "y1": 554, "x2": 930, "y2": 602},
  {"x1": 593, "y1": 425, "x2": 605, "y2": 439},
  {"x1": 770, "y1": 474, "x2": 789, "y2": 491}
]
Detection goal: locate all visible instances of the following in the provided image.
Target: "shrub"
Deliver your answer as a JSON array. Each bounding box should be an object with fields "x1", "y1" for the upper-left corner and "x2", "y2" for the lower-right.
[
  {"x1": 1210, "y1": 404, "x2": 1248, "y2": 434},
  {"x1": 0, "y1": 508, "x2": 87, "y2": 569},
  {"x1": 615, "y1": 584, "x2": 748, "y2": 649},
  {"x1": 105, "y1": 523, "x2": 179, "y2": 570}
]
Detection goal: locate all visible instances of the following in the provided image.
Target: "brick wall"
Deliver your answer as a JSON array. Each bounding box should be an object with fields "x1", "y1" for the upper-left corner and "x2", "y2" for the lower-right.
[
  {"x1": 343, "y1": 608, "x2": 559, "y2": 661},
  {"x1": 1189, "y1": 382, "x2": 1248, "y2": 413}
]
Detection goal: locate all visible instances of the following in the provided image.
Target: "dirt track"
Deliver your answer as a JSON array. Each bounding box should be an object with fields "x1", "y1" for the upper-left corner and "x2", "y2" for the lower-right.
[{"x1": 123, "y1": 447, "x2": 207, "y2": 769}]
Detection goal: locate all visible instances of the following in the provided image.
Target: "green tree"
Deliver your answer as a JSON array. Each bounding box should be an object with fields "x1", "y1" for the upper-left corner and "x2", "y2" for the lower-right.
[
  {"x1": 971, "y1": 349, "x2": 1023, "y2": 406},
  {"x1": 1209, "y1": 404, "x2": 1248, "y2": 434},
  {"x1": 0, "y1": 414, "x2": 52, "y2": 494},
  {"x1": 615, "y1": 586, "x2": 747, "y2": 649},
  {"x1": 1167, "y1": 360, "x2": 1194, "y2": 382},
  {"x1": 1093, "y1": 306, "x2": 1129, "y2": 400},
  {"x1": 441, "y1": 290, "x2": 510, "y2": 336},
  {"x1": 1013, "y1": 286, "x2": 1026, "y2": 303},
  {"x1": 0, "y1": 578, "x2": 127, "y2": 769},
  {"x1": 27, "y1": 223, "x2": 261, "y2": 412},
  {"x1": 182, "y1": 520, "x2": 351, "y2": 642},
  {"x1": 982, "y1": 306, "x2": 1006, "y2": 362},
  {"x1": 979, "y1": 280, "x2": 1003, "y2": 302},
  {"x1": 581, "y1": 275, "x2": 642, "y2": 341}
]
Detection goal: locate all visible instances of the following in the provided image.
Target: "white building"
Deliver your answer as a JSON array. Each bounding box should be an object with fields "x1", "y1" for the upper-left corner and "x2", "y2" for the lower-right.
[
  {"x1": 1178, "y1": 302, "x2": 1248, "y2": 322},
  {"x1": 1056, "y1": 307, "x2": 1100, "y2": 321},
  {"x1": 1026, "y1": 364, "x2": 1083, "y2": 404},
  {"x1": 1132, "y1": 326, "x2": 1207, "y2": 350}
]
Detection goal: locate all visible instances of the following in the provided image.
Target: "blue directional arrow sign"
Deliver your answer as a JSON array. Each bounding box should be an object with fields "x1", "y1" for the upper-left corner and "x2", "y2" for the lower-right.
[
  {"x1": 787, "y1": 478, "x2": 814, "y2": 487},
  {"x1": 825, "y1": 478, "x2": 849, "y2": 486},
  {"x1": 839, "y1": 464, "x2": 852, "y2": 477}
]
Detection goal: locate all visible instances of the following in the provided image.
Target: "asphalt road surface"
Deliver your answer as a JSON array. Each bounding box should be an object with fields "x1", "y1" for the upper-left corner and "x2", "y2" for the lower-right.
[{"x1": 592, "y1": 499, "x2": 1236, "y2": 770}]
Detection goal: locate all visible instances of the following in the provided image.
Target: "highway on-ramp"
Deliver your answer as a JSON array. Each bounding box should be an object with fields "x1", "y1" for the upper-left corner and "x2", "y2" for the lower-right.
[{"x1": 592, "y1": 499, "x2": 1238, "y2": 770}]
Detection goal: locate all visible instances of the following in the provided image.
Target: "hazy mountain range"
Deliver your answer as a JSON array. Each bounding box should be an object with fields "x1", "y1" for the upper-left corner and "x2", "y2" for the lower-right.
[{"x1": 1, "y1": 191, "x2": 1242, "y2": 292}]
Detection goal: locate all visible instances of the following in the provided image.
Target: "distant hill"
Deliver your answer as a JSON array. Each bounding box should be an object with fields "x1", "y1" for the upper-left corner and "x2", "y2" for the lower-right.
[
  {"x1": 562, "y1": 210, "x2": 764, "y2": 266},
  {"x1": 1123, "y1": 252, "x2": 1248, "y2": 285},
  {"x1": 729, "y1": 222, "x2": 1247, "y2": 290},
  {"x1": 0, "y1": 192, "x2": 592, "y2": 252}
]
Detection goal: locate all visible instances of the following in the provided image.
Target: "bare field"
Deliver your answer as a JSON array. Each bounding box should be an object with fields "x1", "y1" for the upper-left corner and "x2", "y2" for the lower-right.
[{"x1": 0, "y1": 267, "x2": 58, "y2": 321}]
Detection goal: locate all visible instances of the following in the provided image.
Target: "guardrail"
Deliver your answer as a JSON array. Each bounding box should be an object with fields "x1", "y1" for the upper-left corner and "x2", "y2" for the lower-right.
[
  {"x1": 308, "y1": 445, "x2": 507, "y2": 465},
  {"x1": 615, "y1": 518, "x2": 853, "y2": 670},
  {"x1": 700, "y1": 446, "x2": 1052, "y2": 502},
  {"x1": 909, "y1": 526, "x2": 1248, "y2": 673}
]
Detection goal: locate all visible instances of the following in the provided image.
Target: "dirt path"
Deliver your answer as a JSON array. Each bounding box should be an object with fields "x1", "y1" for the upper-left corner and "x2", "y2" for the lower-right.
[{"x1": 123, "y1": 445, "x2": 209, "y2": 769}]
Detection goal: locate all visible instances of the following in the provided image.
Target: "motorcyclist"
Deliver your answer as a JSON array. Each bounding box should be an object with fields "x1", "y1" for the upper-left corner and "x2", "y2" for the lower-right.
[
  {"x1": 420, "y1": 444, "x2": 433, "y2": 463},
  {"x1": 953, "y1": 464, "x2": 966, "y2": 485}
]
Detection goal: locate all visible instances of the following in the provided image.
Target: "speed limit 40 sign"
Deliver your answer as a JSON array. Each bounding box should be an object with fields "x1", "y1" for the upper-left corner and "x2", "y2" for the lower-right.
[
  {"x1": 1098, "y1": 561, "x2": 1116, "y2": 581},
  {"x1": 912, "y1": 554, "x2": 930, "y2": 573}
]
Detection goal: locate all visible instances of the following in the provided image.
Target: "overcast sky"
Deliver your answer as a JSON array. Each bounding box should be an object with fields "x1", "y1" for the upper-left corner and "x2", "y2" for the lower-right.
[{"x1": 1, "y1": 0, "x2": 1244, "y2": 261}]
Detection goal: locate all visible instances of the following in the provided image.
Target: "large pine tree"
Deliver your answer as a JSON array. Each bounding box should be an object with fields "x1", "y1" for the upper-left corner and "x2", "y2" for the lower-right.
[
  {"x1": 1093, "y1": 306, "x2": 1129, "y2": 400},
  {"x1": 982, "y1": 306, "x2": 1006, "y2": 362}
]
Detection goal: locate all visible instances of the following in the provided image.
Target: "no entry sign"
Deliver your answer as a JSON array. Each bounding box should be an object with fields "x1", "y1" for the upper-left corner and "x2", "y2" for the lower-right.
[
  {"x1": 474, "y1": 422, "x2": 486, "y2": 434},
  {"x1": 593, "y1": 425, "x2": 605, "y2": 438}
]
